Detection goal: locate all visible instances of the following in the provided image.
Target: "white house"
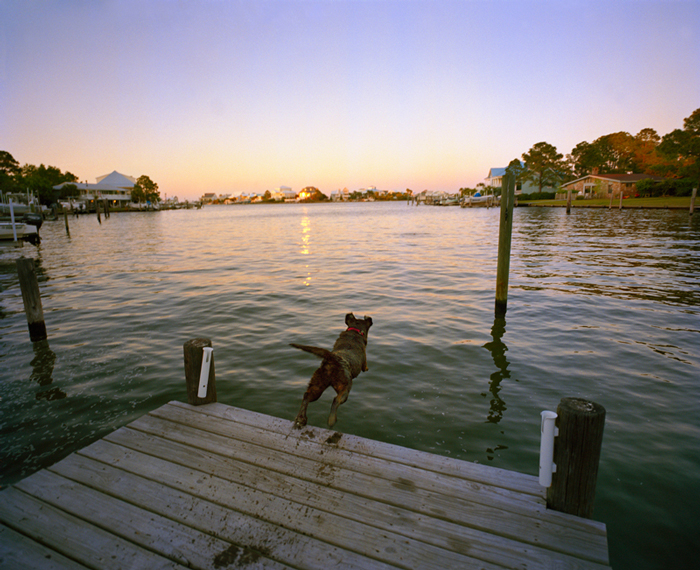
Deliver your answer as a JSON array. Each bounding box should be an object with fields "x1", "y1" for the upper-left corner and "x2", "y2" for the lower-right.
[
  {"x1": 53, "y1": 171, "x2": 136, "y2": 206},
  {"x1": 485, "y1": 163, "x2": 551, "y2": 195}
]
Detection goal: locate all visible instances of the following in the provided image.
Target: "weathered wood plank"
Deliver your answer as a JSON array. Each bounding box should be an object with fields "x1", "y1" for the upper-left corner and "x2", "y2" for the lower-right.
[
  {"x1": 50, "y1": 451, "x2": 403, "y2": 570},
  {"x1": 173, "y1": 401, "x2": 607, "y2": 537},
  {"x1": 0, "y1": 488, "x2": 188, "y2": 570},
  {"x1": 145, "y1": 403, "x2": 540, "y2": 514},
  {"x1": 0, "y1": 524, "x2": 89, "y2": 570},
  {"x1": 172, "y1": 400, "x2": 544, "y2": 496},
  {"x1": 50, "y1": 451, "x2": 513, "y2": 570},
  {"x1": 14, "y1": 469, "x2": 292, "y2": 570},
  {"x1": 102, "y1": 422, "x2": 610, "y2": 566},
  {"x1": 150, "y1": 402, "x2": 608, "y2": 541},
  {"x1": 77, "y1": 437, "x2": 609, "y2": 569}
]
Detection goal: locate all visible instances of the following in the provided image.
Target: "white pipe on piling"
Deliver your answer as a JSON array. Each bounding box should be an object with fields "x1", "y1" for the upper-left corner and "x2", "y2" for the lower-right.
[
  {"x1": 197, "y1": 347, "x2": 214, "y2": 398},
  {"x1": 539, "y1": 410, "x2": 559, "y2": 487}
]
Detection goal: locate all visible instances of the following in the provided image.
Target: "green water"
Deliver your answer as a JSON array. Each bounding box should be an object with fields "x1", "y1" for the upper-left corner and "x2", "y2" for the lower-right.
[{"x1": 1, "y1": 202, "x2": 698, "y2": 568}]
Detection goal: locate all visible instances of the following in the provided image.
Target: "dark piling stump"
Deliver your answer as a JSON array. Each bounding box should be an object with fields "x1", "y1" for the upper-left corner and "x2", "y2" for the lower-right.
[
  {"x1": 547, "y1": 397, "x2": 606, "y2": 518},
  {"x1": 17, "y1": 257, "x2": 47, "y2": 342},
  {"x1": 183, "y1": 338, "x2": 217, "y2": 405}
]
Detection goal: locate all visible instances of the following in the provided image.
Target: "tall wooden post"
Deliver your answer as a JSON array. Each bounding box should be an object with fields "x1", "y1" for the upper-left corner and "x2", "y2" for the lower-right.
[
  {"x1": 96, "y1": 200, "x2": 101, "y2": 224},
  {"x1": 495, "y1": 173, "x2": 516, "y2": 317},
  {"x1": 16, "y1": 257, "x2": 47, "y2": 342},
  {"x1": 547, "y1": 397, "x2": 606, "y2": 518},
  {"x1": 690, "y1": 187, "x2": 697, "y2": 216},
  {"x1": 566, "y1": 190, "x2": 572, "y2": 214},
  {"x1": 183, "y1": 338, "x2": 217, "y2": 405},
  {"x1": 618, "y1": 189, "x2": 624, "y2": 210}
]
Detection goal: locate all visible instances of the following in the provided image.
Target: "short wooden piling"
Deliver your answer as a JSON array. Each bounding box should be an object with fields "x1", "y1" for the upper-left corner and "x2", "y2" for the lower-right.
[
  {"x1": 63, "y1": 207, "x2": 70, "y2": 237},
  {"x1": 183, "y1": 338, "x2": 217, "y2": 405},
  {"x1": 96, "y1": 200, "x2": 101, "y2": 224},
  {"x1": 690, "y1": 187, "x2": 697, "y2": 216},
  {"x1": 566, "y1": 190, "x2": 572, "y2": 214},
  {"x1": 618, "y1": 189, "x2": 624, "y2": 210},
  {"x1": 547, "y1": 397, "x2": 606, "y2": 518},
  {"x1": 495, "y1": 173, "x2": 516, "y2": 317},
  {"x1": 16, "y1": 257, "x2": 47, "y2": 342}
]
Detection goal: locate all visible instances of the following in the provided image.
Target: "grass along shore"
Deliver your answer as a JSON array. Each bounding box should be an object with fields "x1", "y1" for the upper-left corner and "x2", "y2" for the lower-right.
[{"x1": 517, "y1": 195, "x2": 695, "y2": 209}]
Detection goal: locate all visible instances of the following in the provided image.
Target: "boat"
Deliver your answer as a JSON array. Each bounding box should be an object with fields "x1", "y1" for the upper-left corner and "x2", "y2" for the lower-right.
[
  {"x1": 0, "y1": 221, "x2": 40, "y2": 245},
  {"x1": 460, "y1": 192, "x2": 499, "y2": 208}
]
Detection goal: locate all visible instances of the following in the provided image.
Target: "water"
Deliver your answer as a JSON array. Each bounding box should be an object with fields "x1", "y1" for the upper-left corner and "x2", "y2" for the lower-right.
[{"x1": 1, "y1": 202, "x2": 698, "y2": 569}]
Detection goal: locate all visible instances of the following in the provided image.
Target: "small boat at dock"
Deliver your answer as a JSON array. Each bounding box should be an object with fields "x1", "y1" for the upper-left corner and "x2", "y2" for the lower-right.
[{"x1": 0, "y1": 221, "x2": 40, "y2": 245}]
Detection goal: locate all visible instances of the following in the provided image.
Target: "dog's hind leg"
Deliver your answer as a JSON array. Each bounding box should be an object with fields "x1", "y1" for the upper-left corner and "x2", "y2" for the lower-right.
[
  {"x1": 294, "y1": 370, "x2": 328, "y2": 428},
  {"x1": 328, "y1": 385, "x2": 351, "y2": 428}
]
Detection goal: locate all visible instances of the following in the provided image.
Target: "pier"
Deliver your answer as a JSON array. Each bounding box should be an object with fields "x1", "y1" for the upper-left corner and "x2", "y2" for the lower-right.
[{"x1": 0, "y1": 399, "x2": 610, "y2": 569}]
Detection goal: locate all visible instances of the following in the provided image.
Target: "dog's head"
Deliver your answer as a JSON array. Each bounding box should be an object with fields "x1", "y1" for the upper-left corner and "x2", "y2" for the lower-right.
[{"x1": 345, "y1": 313, "x2": 373, "y2": 338}]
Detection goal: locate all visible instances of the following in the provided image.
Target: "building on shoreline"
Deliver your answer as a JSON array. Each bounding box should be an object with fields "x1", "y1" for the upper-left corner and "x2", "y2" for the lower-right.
[
  {"x1": 559, "y1": 173, "x2": 663, "y2": 199},
  {"x1": 53, "y1": 171, "x2": 135, "y2": 207}
]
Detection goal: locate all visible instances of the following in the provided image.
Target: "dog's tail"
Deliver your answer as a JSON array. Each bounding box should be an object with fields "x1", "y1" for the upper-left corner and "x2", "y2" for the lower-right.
[{"x1": 290, "y1": 343, "x2": 338, "y2": 362}]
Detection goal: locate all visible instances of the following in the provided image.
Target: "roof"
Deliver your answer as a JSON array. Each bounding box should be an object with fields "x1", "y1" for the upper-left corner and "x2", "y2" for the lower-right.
[
  {"x1": 486, "y1": 161, "x2": 524, "y2": 180},
  {"x1": 96, "y1": 171, "x2": 136, "y2": 186}
]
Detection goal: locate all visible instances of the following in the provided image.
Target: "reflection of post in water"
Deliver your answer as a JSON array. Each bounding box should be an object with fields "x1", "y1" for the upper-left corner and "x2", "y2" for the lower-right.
[
  {"x1": 482, "y1": 316, "x2": 509, "y2": 424},
  {"x1": 30, "y1": 339, "x2": 65, "y2": 400}
]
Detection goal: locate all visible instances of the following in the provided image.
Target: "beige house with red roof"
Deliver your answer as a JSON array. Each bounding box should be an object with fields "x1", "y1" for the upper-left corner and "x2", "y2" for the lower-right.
[{"x1": 560, "y1": 173, "x2": 663, "y2": 198}]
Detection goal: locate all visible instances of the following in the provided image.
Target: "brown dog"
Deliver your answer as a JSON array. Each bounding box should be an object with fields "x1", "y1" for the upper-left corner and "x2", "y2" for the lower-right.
[{"x1": 291, "y1": 313, "x2": 373, "y2": 428}]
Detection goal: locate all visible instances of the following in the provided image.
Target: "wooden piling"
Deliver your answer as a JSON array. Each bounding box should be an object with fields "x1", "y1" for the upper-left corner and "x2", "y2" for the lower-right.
[
  {"x1": 547, "y1": 397, "x2": 606, "y2": 518},
  {"x1": 183, "y1": 338, "x2": 217, "y2": 405},
  {"x1": 16, "y1": 257, "x2": 47, "y2": 342},
  {"x1": 690, "y1": 187, "x2": 697, "y2": 216},
  {"x1": 618, "y1": 189, "x2": 624, "y2": 210},
  {"x1": 566, "y1": 190, "x2": 572, "y2": 214},
  {"x1": 495, "y1": 173, "x2": 515, "y2": 317},
  {"x1": 63, "y1": 207, "x2": 70, "y2": 237},
  {"x1": 96, "y1": 200, "x2": 101, "y2": 224}
]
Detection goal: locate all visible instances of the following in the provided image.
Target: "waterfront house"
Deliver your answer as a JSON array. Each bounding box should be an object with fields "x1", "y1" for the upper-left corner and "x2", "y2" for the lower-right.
[
  {"x1": 486, "y1": 163, "x2": 552, "y2": 195},
  {"x1": 559, "y1": 173, "x2": 662, "y2": 199},
  {"x1": 53, "y1": 170, "x2": 136, "y2": 207}
]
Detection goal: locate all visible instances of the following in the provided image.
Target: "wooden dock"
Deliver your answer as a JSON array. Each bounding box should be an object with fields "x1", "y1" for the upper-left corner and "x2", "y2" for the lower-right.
[{"x1": 0, "y1": 401, "x2": 611, "y2": 569}]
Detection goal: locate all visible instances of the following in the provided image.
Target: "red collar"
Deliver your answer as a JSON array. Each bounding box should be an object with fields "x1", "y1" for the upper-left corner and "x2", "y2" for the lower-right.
[{"x1": 346, "y1": 327, "x2": 364, "y2": 336}]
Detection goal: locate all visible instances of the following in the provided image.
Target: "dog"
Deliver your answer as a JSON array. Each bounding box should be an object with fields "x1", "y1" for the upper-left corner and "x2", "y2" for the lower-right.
[{"x1": 291, "y1": 313, "x2": 373, "y2": 428}]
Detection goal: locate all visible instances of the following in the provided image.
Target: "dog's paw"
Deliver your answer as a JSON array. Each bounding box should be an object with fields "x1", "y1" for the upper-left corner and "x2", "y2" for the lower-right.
[{"x1": 293, "y1": 417, "x2": 307, "y2": 429}]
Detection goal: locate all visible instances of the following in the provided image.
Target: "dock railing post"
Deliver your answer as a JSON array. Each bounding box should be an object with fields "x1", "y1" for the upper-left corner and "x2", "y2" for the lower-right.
[
  {"x1": 546, "y1": 397, "x2": 606, "y2": 518},
  {"x1": 17, "y1": 257, "x2": 48, "y2": 342},
  {"x1": 184, "y1": 338, "x2": 217, "y2": 405},
  {"x1": 495, "y1": 173, "x2": 515, "y2": 317}
]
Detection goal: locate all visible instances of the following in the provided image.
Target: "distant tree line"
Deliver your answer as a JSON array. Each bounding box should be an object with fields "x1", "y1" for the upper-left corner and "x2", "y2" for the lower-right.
[
  {"x1": 0, "y1": 151, "x2": 79, "y2": 205},
  {"x1": 461, "y1": 107, "x2": 700, "y2": 198}
]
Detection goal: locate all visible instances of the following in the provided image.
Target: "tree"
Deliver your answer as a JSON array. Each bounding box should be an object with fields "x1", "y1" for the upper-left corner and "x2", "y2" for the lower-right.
[
  {"x1": 131, "y1": 175, "x2": 160, "y2": 205},
  {"x1": 658, "y1": 108, "x2": 700, "y2": 187},
  {"x1": 20, "y1": 163, "x2": 78, "y2": 205},
  {"x1": 522, "y1": 142, "x2": 566, "y2": 192},
  {"x1": 0, "y1": 151, "x2": 21, "y2": 194}
]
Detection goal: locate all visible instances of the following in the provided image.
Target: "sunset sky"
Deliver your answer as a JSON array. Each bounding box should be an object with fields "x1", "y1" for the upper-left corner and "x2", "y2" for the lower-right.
[{"x1": 2, "y1": 0, "x2": 699, "y2": 201}]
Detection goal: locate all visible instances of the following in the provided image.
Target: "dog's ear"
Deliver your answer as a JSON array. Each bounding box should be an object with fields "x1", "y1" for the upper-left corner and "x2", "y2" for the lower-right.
[
  {"x1": 345, "y1": 313, "x2": 355, "y2": 325},
  {"x1": 364, "y1": 316, "x2": 373, "y2": 327}
]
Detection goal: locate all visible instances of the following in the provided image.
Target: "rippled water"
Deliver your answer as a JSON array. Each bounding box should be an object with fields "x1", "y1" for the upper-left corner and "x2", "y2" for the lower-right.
[{"x1": 1, "y1": 202, "x2": 699, "y2": 569}]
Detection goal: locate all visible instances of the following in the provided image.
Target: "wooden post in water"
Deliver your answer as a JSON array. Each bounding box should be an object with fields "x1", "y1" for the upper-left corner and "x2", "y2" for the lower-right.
[
  {"x1": 63, "y1": 206, "x2": 70, "y2": 237},
  {"x1": 566, "y1": 190, "x2": 572, "y2": 214},
  {"x1": 547, "y1": 397, "x2": 606, "y2": 518},
  {"x1": 184, "y1": 338, "x2": 217, "y2": 405},
  {"x1": 618, "y1": 189, "x2": 624, "y2": 210},
  {"x1": 16, "y1": 257, "x2": 47, "y2": 342},
  {"x1": 96, "y1": 199, "x2": 101, "y2": 224},
  {"x1": 690, "y1": 187, "x2": 697, "y2": 216},
  {"x1": 495, "y1": 173, "x2": 516, "y2": 317}
]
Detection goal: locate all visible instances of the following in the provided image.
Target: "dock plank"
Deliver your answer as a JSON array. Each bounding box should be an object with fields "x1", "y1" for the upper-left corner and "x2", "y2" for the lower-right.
[
  {"x1": 119, "y1": 409, "x2": 609, "y2": 564},
  {"x1": 0, "y1": 401, "x2": 611, "y2": 569},
  {"x1": 0, "y1": 524, "x2": 89, "y2": 570}
]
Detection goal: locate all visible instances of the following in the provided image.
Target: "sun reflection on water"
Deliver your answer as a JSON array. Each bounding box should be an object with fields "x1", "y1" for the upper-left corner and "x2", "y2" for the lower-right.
[{"x1": 300, "y1": 212, "x2": 312, "y2": 286}]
